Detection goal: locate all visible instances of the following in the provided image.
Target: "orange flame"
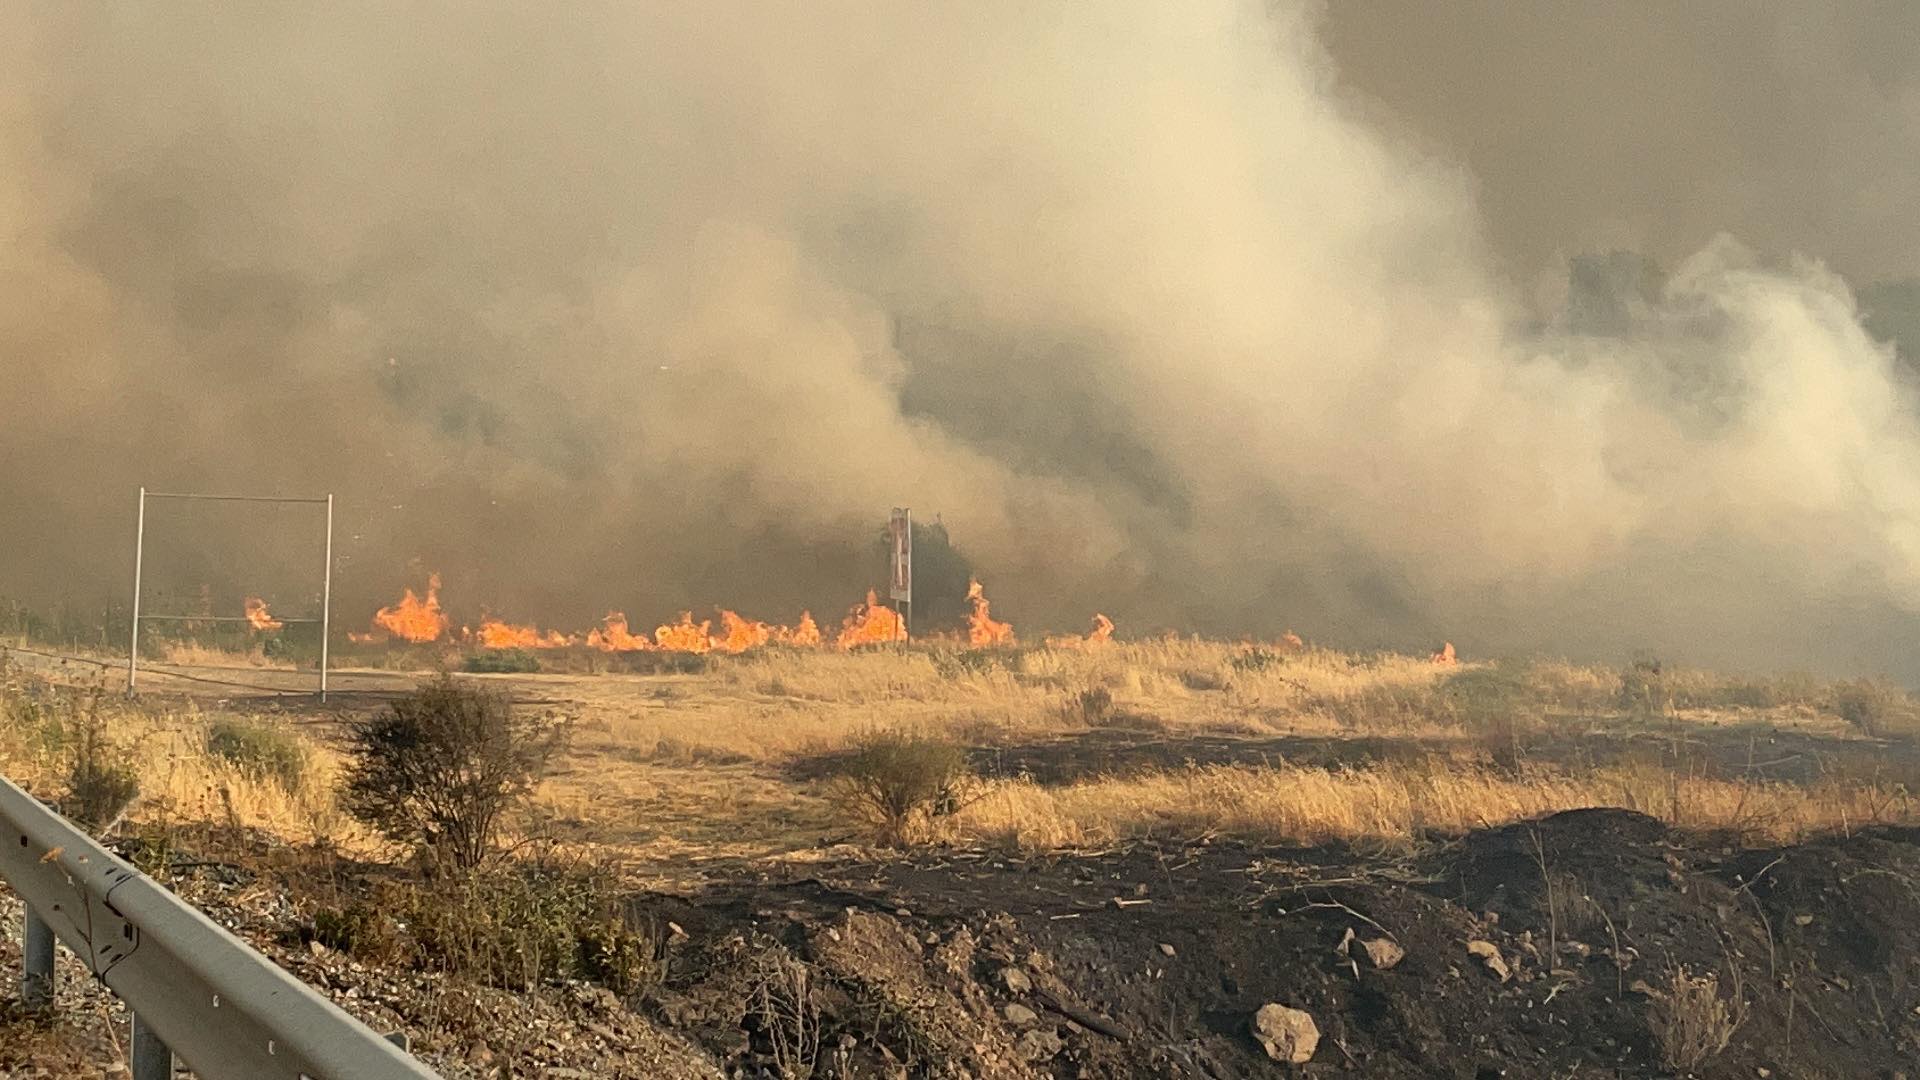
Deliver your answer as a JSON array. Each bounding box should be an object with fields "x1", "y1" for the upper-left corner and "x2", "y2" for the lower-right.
[
  {"x1": 837, "y1": 590, "x2": 905, "y2": 649},
  {"x1": 1046, "y1": 613, "x2": 1114, "y2": 649},
  {"x1": 243, "y1": 596, "x2": 283, "y2": 632},
  {"x1": 714, "y1": 610, "x2": 771, "y2": 653},
  {"x1": 587, "y1": 612, "x2": 655, "y2": 652},
  {"x1": 966, "y1": 578, "x2": 1014, "y2": 647},
  {"x1": 1431, "y1": 641, "x2": 1457, "y2": 666},
  {"x1": 373, "y1": 573, "x2": 449, "y2": 643},
  {"x1": 477, "y1": 616, "x2": 576, "y2": 649},
  {"x1": 1281, "y1": 630, "x2": 1304, "y2": 651},
  {"x1": 776, "y1": 610, "x2": 822, "y2": 647},
  {"x1": 654, "y1": 613, "x2": 713, "y2": 653}
]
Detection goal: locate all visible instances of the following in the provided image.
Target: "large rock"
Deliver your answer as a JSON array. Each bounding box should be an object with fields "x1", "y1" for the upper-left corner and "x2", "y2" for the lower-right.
[
  {"x1": 1467, "y1": 939, "x2": 1511, "y2": 982},
  {"x1": 1252, "y1": 1003, "x2": 1320, "y2": 1064},
  {"x1": 1363, "y1": 937, "x2": 1406, "y2": 970}
]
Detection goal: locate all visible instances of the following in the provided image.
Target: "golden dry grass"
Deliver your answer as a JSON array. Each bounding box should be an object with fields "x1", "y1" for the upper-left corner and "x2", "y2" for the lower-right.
[
  {"x1": 0, "y1": 681, "x2": 359, "y2": 849},
  {"x1": 936, "y1": 759, "x2": 1915, "y2": 851},
  {"x1": 3, "y1": 641, "x2": 1913, "y2": 866}
]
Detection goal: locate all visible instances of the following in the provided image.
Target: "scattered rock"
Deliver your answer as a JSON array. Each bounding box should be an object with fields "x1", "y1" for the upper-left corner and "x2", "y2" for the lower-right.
[
  {"x1": 1000, "y1": 967, "x2": 1032, "y2": 995},
  {"x1": 1003, "y1": 1003, "x2": 1038, "y2": 1026},
  {"x1": 1794, "y1": 914, "x2": 1815, "y2": 927},
  {"x1": 1252, "y1": 1003, "x2": 1320, "y2": 1064},
  {"x1": 1466, "y1": 940, "x2": 1511, "y2": 982},
  {"x1": 1362, "y1": 937, "x2": 1406, "y2": 970},
  {"x1": 1016, "y1": 1028, "x2": 1063, "y2": 1061},
  {"x1": 1158, "y1": 942, "x2": 1177, "y2": 957}
]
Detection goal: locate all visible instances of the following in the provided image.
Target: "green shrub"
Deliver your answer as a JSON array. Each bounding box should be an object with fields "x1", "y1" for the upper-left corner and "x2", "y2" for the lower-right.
[
  {"x1": 464, "y1": 648, "x2": 542, "y2": 674},
  {"x1": 340, "y1": 675, "x2": 568, "y2": 870},
  {"x1": 833, "y1": 729, "x2": 971, "y2": 846},
  {"x1": 205, "y1": 717, "x2": 308, "y2": 789},
  {"x1": 309, "y1": 863, "x2": 664, "y2": 993}
]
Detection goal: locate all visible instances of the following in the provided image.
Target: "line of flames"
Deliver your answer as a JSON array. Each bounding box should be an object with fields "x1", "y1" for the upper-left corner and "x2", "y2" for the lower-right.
[
  {"x1": 343, "y1": 574, "x2": 1128, "y2": 654},
  {"x1": 213, "y1": 585, "x2": 1438, "y2": 663}
]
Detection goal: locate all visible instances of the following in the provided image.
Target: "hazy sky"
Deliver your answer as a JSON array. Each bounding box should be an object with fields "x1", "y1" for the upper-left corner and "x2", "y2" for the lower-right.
[{"x1": 4, "y1": 2, "x2": 1920, "y2": 675}]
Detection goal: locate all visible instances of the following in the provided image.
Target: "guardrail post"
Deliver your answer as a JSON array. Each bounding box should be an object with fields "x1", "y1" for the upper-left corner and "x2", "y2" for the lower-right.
[
  {"x1": 131, "y1": 1012, "x2": 173, "y2": 1080},
  {"x1": 21, "y1": 904, "x2": 54, "y2": 1007}
]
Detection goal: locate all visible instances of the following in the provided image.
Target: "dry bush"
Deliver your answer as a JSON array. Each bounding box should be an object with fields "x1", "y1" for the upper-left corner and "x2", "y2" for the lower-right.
[
  {"x1": 833, "y1": 728, "x2": 971, "y2": 846},
  {"x1": 1648, "y1": 965, "x2": 1745, "y2": 1072},
  {"x1": 1546, "y1": 871, "x2": 1600, "y2": 939},
  {"x1": 205, "y1": 716, "x2": 308, "y2": 790},
  {"x1": 1830, "y1": 678, "x2": 1918, "y2": 737},
  {"x1": 464, "y1": 648, "x2": 541, "y2": 674},
  {"x1": 1067, "y1": 685, "x2": 1115, "y2": 725},
  {"x1": 1619, "y1": 657, "x2": 1671, "y2": 717},
  {"x1": 62, "y1": 695, "x2": 139, "y2": 829},
  {"x1": 750, "y1": 949, "x2": 821, "y2": 1078},
  {"x1": 309, "y1": 861, "x2": 665, "y2": 994},
  {"x1": 341, "y1": 674, "x2": 568, "y2": 870}
]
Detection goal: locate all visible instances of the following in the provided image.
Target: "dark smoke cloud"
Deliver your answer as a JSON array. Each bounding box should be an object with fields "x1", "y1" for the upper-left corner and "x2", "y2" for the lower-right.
[{"x1": 4, "y1": 3, "x2": 1920, "y2": 676}]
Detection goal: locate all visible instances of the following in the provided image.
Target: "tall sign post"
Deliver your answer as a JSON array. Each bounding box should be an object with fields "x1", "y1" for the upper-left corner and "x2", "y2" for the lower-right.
[{"x1": 888, "y1": 507, "x2": 912, "y2": 639}]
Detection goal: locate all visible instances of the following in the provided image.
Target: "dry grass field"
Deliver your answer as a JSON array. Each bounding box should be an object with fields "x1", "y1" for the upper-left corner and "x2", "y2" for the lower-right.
[
  {"x1": 6, "y1": 638, "x2": 1920, "y2": 1077},
  {"x1": 7, "y1": 638, "x2": 1915, "y2": 870}
]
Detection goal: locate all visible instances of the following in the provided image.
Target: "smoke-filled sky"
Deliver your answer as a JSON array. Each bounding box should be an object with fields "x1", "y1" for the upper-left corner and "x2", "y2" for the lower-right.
[{"x1": 5, "y1": 2, "x2": 1920, "y2": 675}]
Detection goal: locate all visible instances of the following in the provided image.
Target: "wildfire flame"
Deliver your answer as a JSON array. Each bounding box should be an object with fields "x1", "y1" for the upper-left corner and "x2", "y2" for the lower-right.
[
  {"x1": 966, "y1": 578, "x2": 1014, "y2": 647},
  {"x1": 587, "y1": 612, "x2": 654, "y2": 652},
  {"x1": 837, "y1": 590, "x2": 906, "y2": 649},
  {"x1": 353, "y1": 570, "x2": 1149, "y2": 660},
  {"x1": 715, "y1": 610, "x2": 771, "y2": 653},
  {"x1": 243, "y1": 596, "x2": 283, "y2": 632},
  {"x1": 654, "y1": 613, "x2": 713, "y2": 653},
  {"x1": 477, "y1": 616, "x2": 577, "y2": 649},
  {"x1": 1431, "y1": 641, "x2": 1457, "y2": 666},
  {"x1": 373, "y1": 573, "x2": 450, "y2": 643},
  {"x1": 1046, "y1": 613, "x2": 1114, "y2": 649},
  {"x1": 776, "y1": 610, "x2": 822, "y2": 647}
]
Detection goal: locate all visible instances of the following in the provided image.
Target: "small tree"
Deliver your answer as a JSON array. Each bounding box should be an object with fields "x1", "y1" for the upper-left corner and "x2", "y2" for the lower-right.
[{"x1": 341, "y1": 675, "x2": 566, "y2": 870}]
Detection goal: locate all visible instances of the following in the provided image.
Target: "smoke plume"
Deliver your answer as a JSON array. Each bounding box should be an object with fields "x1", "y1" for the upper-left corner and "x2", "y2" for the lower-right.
[{"x1": 4, "y1": 2, "x2": 1920, "y2": 675}]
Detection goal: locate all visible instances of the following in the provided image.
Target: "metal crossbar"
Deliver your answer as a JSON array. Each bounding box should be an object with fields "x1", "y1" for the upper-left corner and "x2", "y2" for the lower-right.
[{"x1": 128, "y1": 486, "x2": 335, "y2": 699}]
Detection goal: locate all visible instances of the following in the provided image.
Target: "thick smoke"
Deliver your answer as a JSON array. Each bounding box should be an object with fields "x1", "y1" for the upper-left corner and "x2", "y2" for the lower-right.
[{"x1": 3, "y1": 3, "x2": 1919, "y2": 675}]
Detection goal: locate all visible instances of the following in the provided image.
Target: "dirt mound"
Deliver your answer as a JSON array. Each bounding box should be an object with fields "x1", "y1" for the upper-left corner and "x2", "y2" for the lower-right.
[
  {"x1": 12, "y1": 814, "x2": 1914, "y2": 1077},
  {"x1": 622, "y1": 814, "x2": 1920, "y2": 1078}
]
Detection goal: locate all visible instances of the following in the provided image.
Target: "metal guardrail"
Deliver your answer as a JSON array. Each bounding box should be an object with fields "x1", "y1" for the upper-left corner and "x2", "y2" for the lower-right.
[{"x1": 0, "y1": 773, "x2": 439, "y2": 1079}]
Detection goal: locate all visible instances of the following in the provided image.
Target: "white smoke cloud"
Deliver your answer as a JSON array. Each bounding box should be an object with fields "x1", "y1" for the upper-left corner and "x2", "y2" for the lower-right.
[{"x1": 2, "y1": 2, "x2": 1918, "y2": 675}]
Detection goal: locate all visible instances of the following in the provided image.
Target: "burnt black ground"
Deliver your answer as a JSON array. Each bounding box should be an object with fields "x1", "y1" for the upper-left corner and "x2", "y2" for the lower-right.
[{"x1": 629, "y1": 810, "x2": 1920, "y2": 1078}]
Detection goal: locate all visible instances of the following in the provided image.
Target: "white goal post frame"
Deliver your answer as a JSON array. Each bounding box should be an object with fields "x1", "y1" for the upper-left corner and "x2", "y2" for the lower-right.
[{"x1": 127, "y1": 487, "x2": 335, "y2": 701}]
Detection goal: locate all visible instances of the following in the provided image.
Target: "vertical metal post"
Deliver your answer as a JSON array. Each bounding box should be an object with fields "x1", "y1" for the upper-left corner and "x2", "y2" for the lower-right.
[
  {"x1": 130, "y1": 1012, "x2": 172, "y2": 1080},
  {"x1": 21, "y1": 905, "x2": 54, "y2": 1008},
  {"x1": 320, "y1": 493, "x2": 334, "y2": 702},
  {"x1": 128, "y1": 487, "x2": 146, "y2": 694}
]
